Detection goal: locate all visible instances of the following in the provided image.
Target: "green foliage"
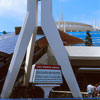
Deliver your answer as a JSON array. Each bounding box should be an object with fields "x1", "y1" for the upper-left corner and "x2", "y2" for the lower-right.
[
  {"x1": 2, "y1": 31, "x2": 7, "y2": 34},
  {"x1": 85, "y1": 31, "x2": 93, "y2": 46}
]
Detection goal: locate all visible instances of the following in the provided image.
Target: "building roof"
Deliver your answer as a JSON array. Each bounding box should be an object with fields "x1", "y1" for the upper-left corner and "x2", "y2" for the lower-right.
[
  {"x1": 65, "y1": 46, "x2": 100, "y2": 60},
  {"x1": 0, "y1": 35, "x2": 18, "y2": 54},
  {"x1": 59, "y1": 30, "x2": 84, "y2": 45},
  {"x1": 0, "y1": 28, "x2": 84, "y2": 54},
  {"x1": 35, "y1": 30, "x2": 84, "y2": 48},
  {"x1": 48, "y1": 46, "x2": 100, "y2": 67},
  {"x1": 56, "y1": 21, "x2": 93, "y2": 27},
  {"x1": 0, "y1": 34, "x2": 43, "y2": 54}
]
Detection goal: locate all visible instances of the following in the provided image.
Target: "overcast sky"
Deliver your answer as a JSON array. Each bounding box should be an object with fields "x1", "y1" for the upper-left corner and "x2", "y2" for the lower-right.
[{"x1": 0, "y1": 0, "x2": 100, "y2": 32}]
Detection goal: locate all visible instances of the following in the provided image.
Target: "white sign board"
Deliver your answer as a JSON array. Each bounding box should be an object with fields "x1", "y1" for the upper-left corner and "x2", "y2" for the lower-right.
[{"x1": 30, "y1": 65, "x2": 63, "y2": 84}]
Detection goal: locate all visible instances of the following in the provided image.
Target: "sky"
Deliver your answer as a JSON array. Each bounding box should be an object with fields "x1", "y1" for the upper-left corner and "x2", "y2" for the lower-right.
[{"x1": 0, "y1": 0, "x2": 100, "y2": 32}]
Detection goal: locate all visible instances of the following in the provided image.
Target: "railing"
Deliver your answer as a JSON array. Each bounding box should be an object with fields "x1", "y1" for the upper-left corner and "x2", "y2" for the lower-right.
[{"x1": 33, "y1": 46, "x2": 48, "y2": 64}]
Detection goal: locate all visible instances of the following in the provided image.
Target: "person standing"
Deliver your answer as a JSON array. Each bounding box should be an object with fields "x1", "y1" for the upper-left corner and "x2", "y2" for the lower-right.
[
  {"x1": 97, "y1": 82, "x2": 100, "y2": 97},
  {"x1": 87, "y1": 84, "x2": 94, "y2": 98},
  {"x1": 92, "y1": 84, "x2": 98, "y2": 97}
]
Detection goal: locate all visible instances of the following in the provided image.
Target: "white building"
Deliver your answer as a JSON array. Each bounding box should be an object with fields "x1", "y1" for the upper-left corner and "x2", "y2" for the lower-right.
[{"x1": 56, "y1": 21, "x2": 94, "y2": 32}]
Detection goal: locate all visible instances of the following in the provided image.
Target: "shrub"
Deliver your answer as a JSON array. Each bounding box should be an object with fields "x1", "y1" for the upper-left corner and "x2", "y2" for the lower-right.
[{"x1": 2, "y1": 31, "x2": 7, "y2": 34}]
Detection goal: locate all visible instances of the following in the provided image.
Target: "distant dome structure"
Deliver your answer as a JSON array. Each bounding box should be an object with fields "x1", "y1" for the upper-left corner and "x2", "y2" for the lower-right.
[{"x1": 56, "y1": 21, "x2": 94, "y2": 32}]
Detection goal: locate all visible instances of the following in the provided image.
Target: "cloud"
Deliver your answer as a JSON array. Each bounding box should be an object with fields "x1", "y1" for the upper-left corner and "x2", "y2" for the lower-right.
[
  {"x1": 93, "y1": 10, "x2": 100, "y2": 16},
  {"x1": 0, "y1": 0, "x2": 27, "y2": 20},
  {"x1": 59, "y1": 0, "x2": 69, "y2": 2},
  {"x1": 0, "y1": 0, "x2": 41, "y2": 23}
]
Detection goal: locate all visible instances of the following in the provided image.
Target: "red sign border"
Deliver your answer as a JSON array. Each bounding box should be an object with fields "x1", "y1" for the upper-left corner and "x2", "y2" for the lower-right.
[{"x1": 35, "y1": 65, "x2": 61, "y2": 70}]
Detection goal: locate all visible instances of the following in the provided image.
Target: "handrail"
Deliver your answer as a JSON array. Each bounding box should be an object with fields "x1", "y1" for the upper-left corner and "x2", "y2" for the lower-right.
[
  {"x1": 33, "y1": 46, "x2": 48, "y2": 63},
  {"x1": 33, "y1": 46, "x2": 46, "y2": 56}
]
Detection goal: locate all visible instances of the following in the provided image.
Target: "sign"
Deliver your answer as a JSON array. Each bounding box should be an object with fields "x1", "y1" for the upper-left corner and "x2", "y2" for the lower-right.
[{"x1": 30, "y1": 65, "x2": 63, "y2": 84}]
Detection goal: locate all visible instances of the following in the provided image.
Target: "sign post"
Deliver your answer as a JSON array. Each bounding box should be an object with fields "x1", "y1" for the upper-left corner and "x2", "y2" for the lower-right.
[{"x1": 30, "y1": 65, "x2": 63, "y2": 98}]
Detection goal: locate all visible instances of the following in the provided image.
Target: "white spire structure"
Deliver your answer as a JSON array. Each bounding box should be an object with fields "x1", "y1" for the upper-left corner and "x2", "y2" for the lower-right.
[
  {"x1": 60, "y1": 7, "x2": 65, "y2": 32},
  {"x1": 94, "y1": 19, "x2": 96, "y2": 31},
  {"x1": 57, "y1": 16, "x2": 60, "y2": 29},
  {"x1": 98, "y1": 19, "x2": 99, "y2": 30},
  {"x1": 95, "y1": 19, "x2": 97, "y2": 30},
  {"x1": 1, "y1": 0, "x2": 82, "y2": 98}
]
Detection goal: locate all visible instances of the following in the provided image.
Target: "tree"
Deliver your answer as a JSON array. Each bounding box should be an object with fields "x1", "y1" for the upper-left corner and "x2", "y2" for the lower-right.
[
  {"x1": 2, "y1": 31, "x2": 7, "y2": 35},
  {"x1": 85, "y1": 31, "x2": 93, "y2": 46}
]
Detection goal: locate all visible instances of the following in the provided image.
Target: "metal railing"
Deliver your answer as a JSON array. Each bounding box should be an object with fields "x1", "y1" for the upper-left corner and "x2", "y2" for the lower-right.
[{"x1": 33, "y1": 46, "x2": 48, "y2": 64}]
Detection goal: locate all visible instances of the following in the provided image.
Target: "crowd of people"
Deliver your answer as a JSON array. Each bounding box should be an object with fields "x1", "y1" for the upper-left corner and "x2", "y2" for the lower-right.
[{"x1": 87, "y1": 82, "x2": 100, "y2": 98}]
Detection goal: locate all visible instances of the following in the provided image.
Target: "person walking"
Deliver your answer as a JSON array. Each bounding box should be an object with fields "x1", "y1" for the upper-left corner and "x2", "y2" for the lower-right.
[{"x1": 87, "y1": 84, "x2": 94, "y2": 98}]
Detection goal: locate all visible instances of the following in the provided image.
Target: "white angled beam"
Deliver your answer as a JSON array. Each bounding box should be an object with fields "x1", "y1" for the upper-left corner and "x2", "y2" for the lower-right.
[
  {"x1": 41, "y1": 0, "x2": 82, "y2": 98},
  {"x1": 24, "y1": 1, "x2": 38, "y2": 86},
  {"x1": 1, "y1": 0, "x2": 37, "y2": 98},
  {"x1": 24, "y1": 29, "x2": 37, "y2": 86}
]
